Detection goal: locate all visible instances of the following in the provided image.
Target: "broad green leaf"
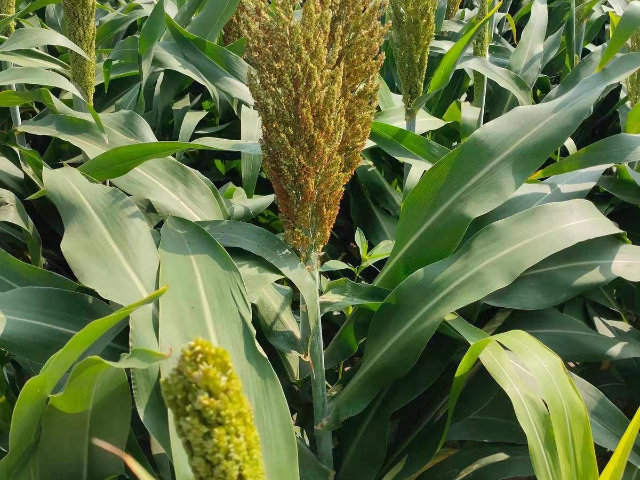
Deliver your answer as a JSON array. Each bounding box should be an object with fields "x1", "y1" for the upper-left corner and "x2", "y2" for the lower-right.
[
  {"x1": 368, "y1": 122, "x2": 448, "y2": 168},
  {"x1": 325, "y1": 200, "x2": 620, "y2": 427},
  {"x1": 0, "y1": 249, "x2": 80, "y2": 293},
  {"x1": 601, "y1": 407, "x2": 640, "y2": 480},
  {"x1": 532, "y1": 134, "x2": 640, "y2": 179},
  {"x1": 0, "y1": 27, "x2": 89, "y2": 59},
  {"x1": 374, "y1": 105, "x2": 448, "y2": 134},
  {"x1": 298, "y1": 438, "x2": 335, "y2": 480},
  {"x1": 599, "y1": 1, "x2": 640, "y2": 70},
  {"x1": 187, "y1": 0, "x2": 239, "y2": 40},
  {"x1": 497, "y1": 308, "x2": 640, "y2": 361},
  {"x1": 38, "y1": 356, "x2": 131, "y2": 480},
  {"x1": 446, "y1": 318, "x2": 598, "y2": 480},
  {"x1": 198, "y1": 220, "x2": 320, "y2": 350},
  {"x1": 319, "y1": 279, "x2": 389, "y2": 315},
  {"x1": 376, "y1": 53, "x2": 640, "y2": 289},
  {"x1": 240, "y1": 106, "x2": 263, "y2": 197},
  {"x1": 158, "y1": 217, "x2": 298, "y2": 480},
  {"x1": 457, "y1": 56, "x2": 532, "y2": 105},
  {"x1": 572, "y1": 374, "x2": 640, "y2": 469},
  {"x1": 253, "y1": 283, "x2": 304, "y2": 355},
  {"x1": 0, "y1": 67, "x2": 85, "y2": 99},
  {"x1": 0, "y1": 288, "x2": 165, "y2": 480},
  {"x1": 0, "y1": 287, "x2": 120, "y2": 363},
  {"x1": 487, "y1": 236, "x2": 640, "y2": 309},
  {"x1": 0, "y1": 188, "x2": 42, "y2": 266},
  {"x1": 418, "y1": 445, "x2": 533, "y2": 480},
  {"x1": 166, "y1": 16, "x2": 253, "y2": 105},
  {"x1": 471, "y1": 166, "x2": 607, "y2": 234},
  {"x1": 425, "y1": 2, "x2": 502, "y2": 97},
  {"x1": 43, "y1": 167, "x2": 171, "y2": 457},
  {"x1": 113, "y1": 157, "x2": 227, "y2": 221},
  {"x1": 78, "y1": 139, "x2": 259, "y2": 182}
]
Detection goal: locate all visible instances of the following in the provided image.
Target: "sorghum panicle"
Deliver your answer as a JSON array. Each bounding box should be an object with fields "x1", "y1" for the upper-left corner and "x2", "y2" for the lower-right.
[
  {"x1": 0, "y1": 0, "x2": 15, "y2": 36},
  {"x1": 446, "y1": 0, "x2": 460, "y2": 20},
  {"x1": 223, "y1": 2, "x2": 246, "y2": 46},
  {"x1": 241, "y1": 0, "x2": 388, "y2": 260},
  {"x1": 628, "y1": 32, "x2": 640, "y2": 107},
  {"x1": 389, "y1": 0, "x2": 438, "y2": 112},
  {"x1": 63, "y1": 0, "x2": 96, "y2": 104},
  {"x1": 473, "y1": 0, "x2": 490, "y2": 103},
  {"x1": 161, "y1": 339, "x2": 266, "y2": 480}
]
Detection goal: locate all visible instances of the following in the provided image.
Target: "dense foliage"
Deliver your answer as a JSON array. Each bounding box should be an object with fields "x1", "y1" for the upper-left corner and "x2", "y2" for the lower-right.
[{"x1": 2, "y1": 0, "x2": 640, "y2": 478}]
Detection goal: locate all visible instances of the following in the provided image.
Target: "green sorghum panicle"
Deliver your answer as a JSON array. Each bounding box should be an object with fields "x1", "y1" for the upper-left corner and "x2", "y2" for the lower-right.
[
  {"x1": 446, "y1": 0, "x2": 460, "y2": 19},
  {"x1": 628, "y1": 31, "x2": 640, "y2": 107},
  {"x1": 63, "y1": 0, "x2": 96, "y2": 104},
  {"x1": 473, "y1": 0, "x2": 489, "y2": 103},
  {"x1": 241, "y1": 0, "x2": 388, "y2": 260},
  {"x1": 390, "y1": 0, "x2": 438, "y2": 113},
  {"x1": 161, "y1": 338, "x2": 266, "y2": 480},
  {"x1": 0, "y1": 0, "x2": 15, "y2": 36}
]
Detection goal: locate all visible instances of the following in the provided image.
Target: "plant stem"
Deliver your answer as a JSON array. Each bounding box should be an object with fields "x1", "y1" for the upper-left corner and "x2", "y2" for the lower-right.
[
  {"x1": 1, "y1": 61, "x2": 25, "y2": 147},
  {"x1": 304, "y1": 252, "x2": 333, "y2": 469},
  {"x1": 406, "y1": 112, "x2": 417, "y2": 133}
]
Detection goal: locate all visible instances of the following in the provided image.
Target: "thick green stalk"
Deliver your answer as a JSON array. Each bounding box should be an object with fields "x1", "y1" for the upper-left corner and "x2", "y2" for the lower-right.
[
  {"x1": 406, "y1": 113, "x2": 417, "y2": 133},
  {"x1": 304, "y1": 253, "x2": 333, "y2": 469}
]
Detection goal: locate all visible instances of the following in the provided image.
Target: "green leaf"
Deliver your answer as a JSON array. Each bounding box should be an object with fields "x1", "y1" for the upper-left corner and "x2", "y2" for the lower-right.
[
  {"x1": 489, "y1": 0, "x2": 547, "y2": 117},
  {"x1": 43, "y1": 167, "x2": 171, "y2": 457},
  {"x1": 319, "y1": 279, "x2": 389, "y2": 315},
  {"x1": 497, "y1": 308, "x2": 640, "y2": 361},
  {"x1": 253, "y1": 283, "x2": 304, "y2": 355},
  {"x1": 158, "y1": 217, "x2": 298, "y2": 480},
  {"x1": 0, "y1": 287, "x2": 121, "y2": 363},
  {"x1": 532, "y1": 134, "x2": 640, "y2": 179},
  {"x1": 187, "y1": 0, "x2": 239, "y2": 40},
  {"x1": 368, "y1": 121, "x2": 448, "y2": 166},
  {"x1": 447, "y1": 318, "x2": 599, "y2": 480},
  {"x1": 487, "y1": 236, "x2": 640, "y2": 309},
  {"x1": 418, "y1": 445, "x2": 533, "y2": 480},
  {"x1": 0, "y1": 27, "x2": 89, "y2": 59},
  {"x1": 426, "y1": 2, "x2": 502, "y2": 96},
  {"x1": 376, "y1": 53, "x2": 640, "y2": 289},
  {"x1": 325, "y1": 200, "x2": 620, "y2": 427},
  {"x1": 240, "y1": 106, "x2": 263, "y2": 198},
  {"x1": 457, "y1": 56, "x2": 533, "y2": 105},
  {"x1": 0, "y1": 188, "x2": 42, "y2": 266},
  {"x1": 165, "y1": 15, "x2": 253, "y2": 105},
  {"x1": 0, "y1": 67, "x2": 85, "y2": 99},
  {"x1": 79, "y1": 139, "x2": 258, "y2": 181},
  {"x1": 601, "y1": 407, "x2": 640, "y2": 480},
  {"x1": 0, "y1": 249, "x2": 80, "y2": 293},
  {"x1": 298, "y1": 438, "x2": 335, "y2": 480},
  {"x1": 198, "y1": 220, "x2": 320, "y2": 351},
  {"x1": 572, "y1": 374, "x2": 640, "y2": 470},
  {"x1": 470, "y1": 166, "x2": 607, "y2": 235},
  {"x1": 0, "y1": 288, "x2": 166, "y2": 480},
  {"x1": 112, "y1": 157, "x2": 227, "y2": 221},
  {"x1": 599, "y1": 1, "x2": 640, "y2": 70},
  {"x1": 38, "y1": 356, "x2": 132, "y2": 480}
]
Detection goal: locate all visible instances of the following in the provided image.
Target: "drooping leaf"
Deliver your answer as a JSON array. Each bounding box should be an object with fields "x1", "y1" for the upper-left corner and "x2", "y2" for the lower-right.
[{"x1": 158, "y1": 217, "x2": 298, "y2": 480}]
